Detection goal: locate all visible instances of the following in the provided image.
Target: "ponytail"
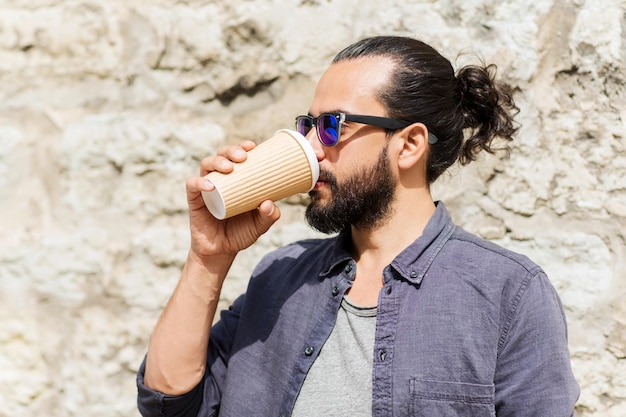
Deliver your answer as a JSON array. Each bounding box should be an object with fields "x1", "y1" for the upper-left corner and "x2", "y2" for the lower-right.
[{"x1": 456, "y1": 64, "x2": 519, "y2": 164}]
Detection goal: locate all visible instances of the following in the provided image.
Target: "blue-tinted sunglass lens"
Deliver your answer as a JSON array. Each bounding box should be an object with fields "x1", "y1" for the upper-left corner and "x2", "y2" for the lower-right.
[
  {"x1": 296, "y1": 117, "x2": 311, "y2": 136},
  {"x1": 319, "y1": 114, "x2": 339, "y2": 146}
]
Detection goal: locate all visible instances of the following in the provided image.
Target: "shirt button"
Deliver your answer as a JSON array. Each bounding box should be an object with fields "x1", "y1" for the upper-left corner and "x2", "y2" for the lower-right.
[
  {"x1": 410, "y1": 270, "x2": 418, "y2": 278},
  {"x1": 386, "y1": 286, "x2": 392, "y2": 295},
  {"x1": 304, "y1": 346, "x2": 314, "y2": 356},
  {"x1": 379, "y1": 349, "x2": 387, "y2": 361},
  {"x1": 344, "y1": 264, "x2": 353, "y2": 273},
  {"x1": 332, "y1": 286, "x2": 339, "y2": 296}
]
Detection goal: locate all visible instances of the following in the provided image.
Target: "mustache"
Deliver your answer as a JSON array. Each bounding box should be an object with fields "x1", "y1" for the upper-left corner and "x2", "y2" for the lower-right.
[{"x1": 318, "y1": 169, "x2": 337, "y2": 186}]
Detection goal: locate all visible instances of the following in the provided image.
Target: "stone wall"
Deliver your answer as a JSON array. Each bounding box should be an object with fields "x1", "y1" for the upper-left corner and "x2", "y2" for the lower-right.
[{"x1": 0, "y1": 0, "x2": 624, "y2": 416}]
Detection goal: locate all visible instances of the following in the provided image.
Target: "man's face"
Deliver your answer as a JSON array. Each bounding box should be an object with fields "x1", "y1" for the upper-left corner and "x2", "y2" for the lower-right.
[
  {"x1": 305, "y1": 143, "x2": 396, "y2": 233},
  {"x1": 303, "y1": 56, "x2": 399, "y2": 233}
]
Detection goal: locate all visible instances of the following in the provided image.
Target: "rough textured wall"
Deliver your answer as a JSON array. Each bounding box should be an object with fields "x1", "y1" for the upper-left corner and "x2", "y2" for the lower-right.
[{"x1": 0, "y1": 0, "x2": 624, "y2": 416}]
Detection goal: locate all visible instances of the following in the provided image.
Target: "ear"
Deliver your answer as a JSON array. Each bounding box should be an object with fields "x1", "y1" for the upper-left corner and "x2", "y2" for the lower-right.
[{"x1": 396, "y1": 122, "x2": 430, "y2": 171}]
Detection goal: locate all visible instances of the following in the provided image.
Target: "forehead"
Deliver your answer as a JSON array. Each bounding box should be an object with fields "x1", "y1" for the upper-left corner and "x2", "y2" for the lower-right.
[{"x1": 310, "y1": 56, "x2": 395, "y2": 115}]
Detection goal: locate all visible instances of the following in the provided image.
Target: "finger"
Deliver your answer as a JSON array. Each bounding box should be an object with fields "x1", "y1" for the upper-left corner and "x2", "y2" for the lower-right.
[
  {"x1": 185, "y1": 177, "x2": 215, "y2": 211},
  {"x1": 199, "y1": 142, "x2": 256, "y2": 176},
  {"x1": 199, "y1": 155, "x2": 236, "y2": 176},
  {"x1": 186, "y1": 176, "x2": 214, "y2": 194},
  {"x1": 254, "y1": 200, "x2": 281, "y2": 232},
  {"x1": 239, "y1": 140, "x2": 256, "y2": 151},
  {"x1": 217, "y1": 142, "x2": 256, "y2": 160}
]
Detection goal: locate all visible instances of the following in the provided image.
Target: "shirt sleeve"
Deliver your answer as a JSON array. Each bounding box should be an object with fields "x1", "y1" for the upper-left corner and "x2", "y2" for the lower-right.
[
  {"x1": 136, "y1": 294, "x2": 247, "y2": 417},
  {"x1": 494, "y1": 270, "x2": 580, "y2": 416}
]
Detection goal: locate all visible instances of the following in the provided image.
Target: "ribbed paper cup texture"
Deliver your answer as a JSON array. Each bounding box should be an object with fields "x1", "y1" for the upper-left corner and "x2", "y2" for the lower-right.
[{"x1": 201, "y1": 129, "x2": 319, "y2": 219}]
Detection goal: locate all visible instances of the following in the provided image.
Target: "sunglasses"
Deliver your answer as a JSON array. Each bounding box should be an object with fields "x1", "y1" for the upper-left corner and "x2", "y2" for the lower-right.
[{"x1": 295, "y1": 112, "x2": 439, "y2": 147}]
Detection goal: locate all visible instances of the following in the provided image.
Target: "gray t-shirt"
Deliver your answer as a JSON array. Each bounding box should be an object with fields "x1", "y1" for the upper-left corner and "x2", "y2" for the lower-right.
[{"x1": 292, "y1": 296, "x2": 377, "y2": 416}]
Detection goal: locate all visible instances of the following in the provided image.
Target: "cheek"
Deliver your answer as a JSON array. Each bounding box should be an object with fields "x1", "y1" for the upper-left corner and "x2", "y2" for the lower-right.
[{"x1": 333, "y1": 144, "x2": 379, "y2": 169}]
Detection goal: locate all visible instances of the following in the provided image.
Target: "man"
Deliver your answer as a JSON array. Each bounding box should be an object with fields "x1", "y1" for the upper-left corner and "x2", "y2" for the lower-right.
[{"x1": 137, "y1": 36, "x2": 579, "y2": 416}]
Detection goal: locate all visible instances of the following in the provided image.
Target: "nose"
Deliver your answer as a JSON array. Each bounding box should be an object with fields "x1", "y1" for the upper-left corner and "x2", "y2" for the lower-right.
[{"x1": 305, "y1": 127, "x2": 325, "y2": 162}]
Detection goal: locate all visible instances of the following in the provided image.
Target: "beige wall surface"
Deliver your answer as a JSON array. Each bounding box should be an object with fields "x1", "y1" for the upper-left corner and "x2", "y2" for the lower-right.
[{"x1": 0, "y1": 0, "x2": 624, "y2": 416}]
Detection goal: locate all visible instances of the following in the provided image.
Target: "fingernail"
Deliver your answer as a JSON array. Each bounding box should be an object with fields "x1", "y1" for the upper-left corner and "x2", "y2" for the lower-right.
[
  {"x1": 259, "y1": 202, "x2": 273, "y2": 216},
  {"x1": 202, "y1": 179, "x2": 214, "y2": 191}
]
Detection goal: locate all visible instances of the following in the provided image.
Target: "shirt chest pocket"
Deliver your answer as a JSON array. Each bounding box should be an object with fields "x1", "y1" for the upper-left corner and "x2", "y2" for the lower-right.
[{"x1": 408, "y1": 378, "x2": 496, "y2": 417}]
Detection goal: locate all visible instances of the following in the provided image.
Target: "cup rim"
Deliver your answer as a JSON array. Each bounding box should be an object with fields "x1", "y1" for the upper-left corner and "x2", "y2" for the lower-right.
[{"x1": 201, "y1": 187, "x2": 227, "y2": 219}]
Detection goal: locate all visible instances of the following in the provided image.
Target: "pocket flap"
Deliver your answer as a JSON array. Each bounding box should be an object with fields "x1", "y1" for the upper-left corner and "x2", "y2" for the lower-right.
[{"x1": 410, "y1": 378, "x2": 495, "y2": 404}]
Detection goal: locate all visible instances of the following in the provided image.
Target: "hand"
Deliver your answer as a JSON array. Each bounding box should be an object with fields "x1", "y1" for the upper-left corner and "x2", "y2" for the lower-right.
[{"x1": 186, "y1": 141, "x2": 281, "y2": 263}]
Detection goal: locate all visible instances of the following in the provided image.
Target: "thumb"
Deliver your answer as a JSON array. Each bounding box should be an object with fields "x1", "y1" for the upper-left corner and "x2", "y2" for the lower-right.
[{"x1": 255, "y1": 200, "x2": 281, "y2": 232}]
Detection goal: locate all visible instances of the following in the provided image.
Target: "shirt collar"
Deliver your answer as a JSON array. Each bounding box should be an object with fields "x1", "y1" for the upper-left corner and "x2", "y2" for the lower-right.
[
  {"x1": 390, "y1": 201, "x2": 455, "y2": 285},
  {"x1": 318, "y1": 202, "x2": 455, "y2": 284},
  {"x1": 319, "y1": 231, "x2": 353, "y2": 277}
]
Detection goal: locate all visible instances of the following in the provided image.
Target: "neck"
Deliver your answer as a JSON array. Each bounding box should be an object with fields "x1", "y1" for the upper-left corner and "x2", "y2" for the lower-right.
[
  {"x1": 349, "y1": 187, "x2": 436, "y2": 267},
  {"x1": 343, "y1": 187, "x2": 435, "y2": 307}
]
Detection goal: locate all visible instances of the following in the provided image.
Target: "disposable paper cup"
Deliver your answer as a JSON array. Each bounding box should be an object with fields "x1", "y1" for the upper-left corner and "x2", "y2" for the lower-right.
[{"x1": 201, "y1": 129, "x2": 319, "y2": 219}]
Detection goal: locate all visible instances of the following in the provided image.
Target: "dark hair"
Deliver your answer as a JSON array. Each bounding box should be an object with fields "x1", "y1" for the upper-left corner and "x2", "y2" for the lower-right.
[{"x1": 333, "y1": 36, "x2": 519, "y2": 183}]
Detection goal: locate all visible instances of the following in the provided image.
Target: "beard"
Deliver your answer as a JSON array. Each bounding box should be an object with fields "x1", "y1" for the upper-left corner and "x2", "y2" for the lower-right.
[{"x1": 305, "y1": 144, "x2": 396, "y2": 234}]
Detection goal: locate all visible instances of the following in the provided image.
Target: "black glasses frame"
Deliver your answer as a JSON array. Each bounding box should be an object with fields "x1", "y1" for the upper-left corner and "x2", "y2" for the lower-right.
[{"x1": 295, "y1": 112, "x2": 438, "y2": 146}]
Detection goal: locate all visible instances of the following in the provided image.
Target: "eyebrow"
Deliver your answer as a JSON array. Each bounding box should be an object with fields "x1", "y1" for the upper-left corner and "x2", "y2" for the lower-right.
[{"x1": 307, "y1": 109, "x2": 353, "y2": 117}]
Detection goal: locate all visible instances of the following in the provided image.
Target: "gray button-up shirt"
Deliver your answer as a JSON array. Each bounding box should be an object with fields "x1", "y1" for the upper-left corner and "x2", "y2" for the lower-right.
[{"x1": 137, "y1": 202, "x2": 579, "y2": 416}]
